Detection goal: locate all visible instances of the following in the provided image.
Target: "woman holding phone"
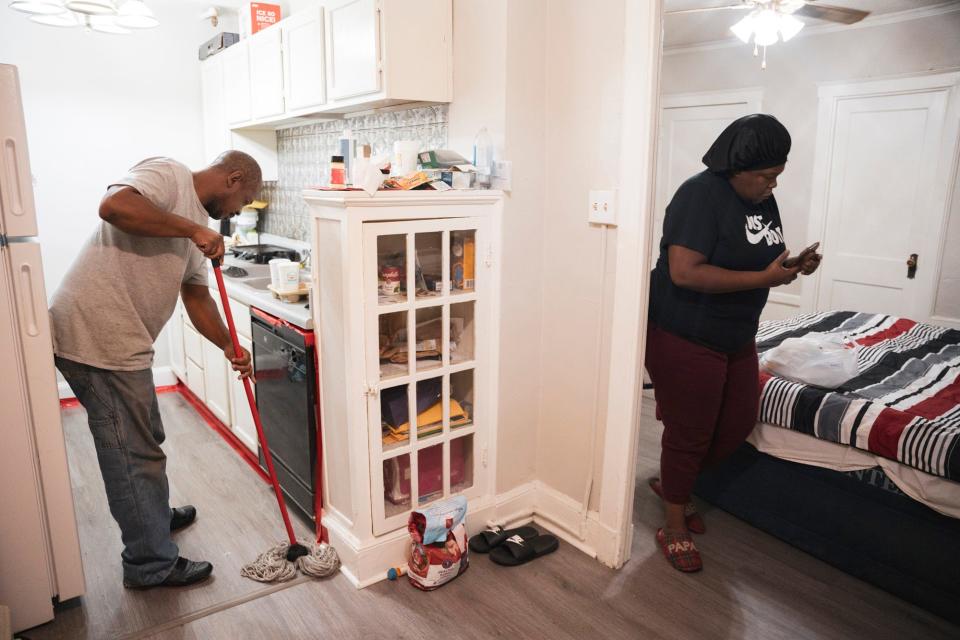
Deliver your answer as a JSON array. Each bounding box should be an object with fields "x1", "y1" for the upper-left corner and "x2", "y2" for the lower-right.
[{"x1": 645, "y1": 114, "x2": 821, "y2": 572}]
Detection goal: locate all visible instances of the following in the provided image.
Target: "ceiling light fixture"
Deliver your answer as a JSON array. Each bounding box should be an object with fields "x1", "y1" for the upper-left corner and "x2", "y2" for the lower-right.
[
  {"x1": 7, "y1": 0, "x2": 156, "y2": 33},
  {"x1": 729, "y1": 2, "x2": 806, "y2": 70}
]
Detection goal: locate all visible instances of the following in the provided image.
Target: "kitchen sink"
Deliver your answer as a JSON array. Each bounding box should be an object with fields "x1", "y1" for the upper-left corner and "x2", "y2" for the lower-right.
[{"x1": 242, "y1": 277, "x2": 272, "y2": 291}]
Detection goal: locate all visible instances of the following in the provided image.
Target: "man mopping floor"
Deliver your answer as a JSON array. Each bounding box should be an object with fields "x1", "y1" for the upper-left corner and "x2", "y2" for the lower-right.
[{"x1": 49, "y1": 152, "x2": 261, "y2": 589}]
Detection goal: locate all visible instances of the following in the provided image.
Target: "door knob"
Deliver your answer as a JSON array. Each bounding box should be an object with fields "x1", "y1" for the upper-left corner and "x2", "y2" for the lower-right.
[{"x1": 907, "y1": 253, "x2": 918, "y2": 279}]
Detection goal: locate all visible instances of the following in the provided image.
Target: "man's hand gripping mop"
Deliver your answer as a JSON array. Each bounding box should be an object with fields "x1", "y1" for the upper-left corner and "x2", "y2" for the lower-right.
[{"x1": 212, "y1": 258, "x2": 339, "y2": 583}]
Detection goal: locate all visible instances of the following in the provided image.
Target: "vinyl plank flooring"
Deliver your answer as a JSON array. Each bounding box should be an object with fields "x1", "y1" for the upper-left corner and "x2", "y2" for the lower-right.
[
  {"x1": 27, "y1": 391, "x2": 315, "y2": 640},
  {"x1": 27, "y1": 392, "x2": 960, "y2": 640}
]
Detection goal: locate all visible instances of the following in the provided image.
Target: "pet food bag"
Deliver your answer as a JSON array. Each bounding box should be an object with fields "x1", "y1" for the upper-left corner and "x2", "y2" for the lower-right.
[
  {"x1": 407, "y1": 495, "x2": 469, "y2": 591},
  {"x1": 760, "y1": 333, "x2": 859, "y2": 389}
]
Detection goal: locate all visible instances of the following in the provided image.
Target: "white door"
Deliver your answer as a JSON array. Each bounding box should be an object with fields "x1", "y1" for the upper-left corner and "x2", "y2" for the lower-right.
[
  {"x1": 653, "y1": 92, "x2": 762, "y2": 268},
  {"x1": 363, "y1": 218, "x2": 487, "y2": 535},
  {"x1": 222, "y1": 41, "x2": 252, "y2": 125},
  {"x1": 231, "y1": 333, "x2": 257, "y2": 453},
  {"x1": 283, "y1": 7, "x2": 327, "y2": 112},
  {"x1": 326, "y1": 0, "x2": 381, "y2": 101},
  {"x1": 808, "y1": 73, "x2": 960, "y2": 319},
  {"x1": 248, "y1": 25, "x2": 285, "y2": 119}
]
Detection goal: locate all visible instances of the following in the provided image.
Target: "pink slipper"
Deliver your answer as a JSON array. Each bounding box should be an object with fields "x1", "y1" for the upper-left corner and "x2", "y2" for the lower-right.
[{"x1": 648, "y1": 478, "x2": 706, "y2": 535}]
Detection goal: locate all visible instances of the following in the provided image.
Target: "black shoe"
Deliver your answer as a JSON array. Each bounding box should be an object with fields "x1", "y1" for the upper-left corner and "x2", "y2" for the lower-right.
[
  {"x1": 170, "y1": 505, "x2": 197, "y2": 531},
  {"x1": 124, "y1": 557, "x2": 213, "y2": 589}
]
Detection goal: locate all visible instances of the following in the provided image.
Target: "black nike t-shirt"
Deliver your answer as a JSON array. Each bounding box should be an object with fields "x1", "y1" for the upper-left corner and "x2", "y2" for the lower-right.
[{"x1": 649, "y1": 170, "x2": 786, "y2": 353}]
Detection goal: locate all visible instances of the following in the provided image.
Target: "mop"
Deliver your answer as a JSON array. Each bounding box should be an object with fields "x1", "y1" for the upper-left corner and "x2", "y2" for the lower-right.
[{"x1": 211, "y1": 258, "x2": 340, "y2": 583}]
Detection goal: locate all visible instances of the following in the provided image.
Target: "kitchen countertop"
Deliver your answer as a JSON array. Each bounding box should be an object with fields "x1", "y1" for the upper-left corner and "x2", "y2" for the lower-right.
[{"x1": 205, "y1": 235, "x2": 313, "y2": 330}]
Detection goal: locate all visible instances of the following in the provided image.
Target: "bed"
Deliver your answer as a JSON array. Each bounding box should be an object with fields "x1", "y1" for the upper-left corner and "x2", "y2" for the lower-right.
[{"x1": 693, "y1": 311, "x2": 960, "y2": 623}]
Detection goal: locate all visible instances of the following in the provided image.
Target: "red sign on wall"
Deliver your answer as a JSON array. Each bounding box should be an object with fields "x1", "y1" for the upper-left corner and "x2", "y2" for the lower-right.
[{"x1": 250, "y1": 2, "x2": 281, "y2": 34}]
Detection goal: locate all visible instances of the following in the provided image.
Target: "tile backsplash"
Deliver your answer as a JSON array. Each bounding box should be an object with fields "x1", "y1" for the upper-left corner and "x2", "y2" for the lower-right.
[{"x1": 258, "y1": 105, "x2": 449, "y2": 241}]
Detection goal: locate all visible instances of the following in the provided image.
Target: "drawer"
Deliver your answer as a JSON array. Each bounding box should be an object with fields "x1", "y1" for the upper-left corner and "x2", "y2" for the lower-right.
[
  {"x1": 186, "y1": 358, "x2": 205, "y2": 402},
  {"x1": 183, "y1": 323, "x2": 203, "y2": 366}
]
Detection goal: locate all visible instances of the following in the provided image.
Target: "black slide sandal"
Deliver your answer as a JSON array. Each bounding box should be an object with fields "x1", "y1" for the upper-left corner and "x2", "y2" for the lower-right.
[
  {"x1": 468, "y1": 525, "x2": 539, "y2": 553},
  {"x1": 489, "y1": 533, "x2": 559, "y2": 566}
]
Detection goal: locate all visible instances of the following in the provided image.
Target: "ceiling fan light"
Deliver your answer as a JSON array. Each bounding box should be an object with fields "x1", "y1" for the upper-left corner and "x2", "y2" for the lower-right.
[
  {"x1": 779, "y1": 13, "x2": 804, "y2": 42},
  {"x1": 30, "y1": 10, "x2": 79, "y2": 25},
  {"x1": 752, "y1": 9, "x2": 780, "y2": 47},
  {"x1": 729, "y1": 14, "x2": 755, "y2": 44},
  {"x1": 115, "y1": 0, "x2": 157, "y2": 28},
  {"x1": 9, "y1": 0, "x2": 67, "y2": 15},
  {"x1": 65, "y1": 0, "x2": 116, "y2": 15}
]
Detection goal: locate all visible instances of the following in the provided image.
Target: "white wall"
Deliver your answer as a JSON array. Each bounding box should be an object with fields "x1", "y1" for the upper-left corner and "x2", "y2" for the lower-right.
[
  {"x1": 0, "y1": 4, "x2": 212, "y2": 369},
  {"x1": 661, "y1": 10, "x2": 960, "y2": 318}
]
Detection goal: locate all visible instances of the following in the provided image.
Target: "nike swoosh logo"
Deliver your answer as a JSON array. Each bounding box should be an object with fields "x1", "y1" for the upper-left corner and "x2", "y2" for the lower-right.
[{"x1": 745, "y1": 221, "x2": 772, "y2": 245}]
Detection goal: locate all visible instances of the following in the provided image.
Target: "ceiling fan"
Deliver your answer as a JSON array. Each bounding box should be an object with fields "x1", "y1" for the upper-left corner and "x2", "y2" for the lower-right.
[
  {"x1": 666, "y1": 1, "x2": 871, "y2": 69},
  {"x1": 666, "y1": 1, "x2": 870, "y2": 25}
]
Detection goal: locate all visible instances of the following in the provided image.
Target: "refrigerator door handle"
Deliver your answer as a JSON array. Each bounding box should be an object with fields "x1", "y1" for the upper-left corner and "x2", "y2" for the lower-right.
[
  {"x1": 18, "y1": 261, "x2": 40, "y2": 337},
  {"x1": 2, "y1": 137, "x2": 27, "y2": 220}
]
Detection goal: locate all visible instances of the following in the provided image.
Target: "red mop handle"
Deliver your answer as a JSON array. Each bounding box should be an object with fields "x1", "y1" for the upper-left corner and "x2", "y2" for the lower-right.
[{"x1": 212, "y1": 258, "x2": 298, "y2": 547}]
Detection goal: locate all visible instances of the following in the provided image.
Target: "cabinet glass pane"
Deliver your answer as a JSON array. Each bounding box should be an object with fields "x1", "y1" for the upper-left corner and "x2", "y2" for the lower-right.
[
  {"x1": 415, "y1": 376, "x2": 444, "y2": 441},
  {"x1": 450, "y1": 230, "x2": 476, "y2": 295},
  {"x1": 449, "y1": 301, "x2": 475, "y2": 365},
  {"x1": 415, "y1": 232, "x2": 443, "y2": 298},
  {"x1": 383, "y1": 453, "x2": 411, "y2": 518},
  {"x1": 449, "y1": 369, "x2": 474, "y2": 431},
  {"x1": 418, "y1": 443, "x2": 443, "y2": 505},
  {"x1": 380, "y1": 383, "x2": 411, "y2": 450},
  {"x1": 450, "y1": 435, "x2": 474, "y2": 495},
  {"x1": 414, "y1": 306, "x2": 443, "y2": 372},
  {"x1": 377, "y1": 234, "x2": 407, "y2": 305},
  {"x1": 378, "y1": 311, "x2": 409, "y2": 380}
]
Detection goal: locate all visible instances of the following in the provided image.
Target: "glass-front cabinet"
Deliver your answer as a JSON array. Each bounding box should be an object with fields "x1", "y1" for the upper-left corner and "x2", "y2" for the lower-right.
[
  {"x1": 365, "y1": 218, "x2": 485, "y2": 534},
  {"x1": 308, "y1": 191, "x2": 502, "y2": 581}
]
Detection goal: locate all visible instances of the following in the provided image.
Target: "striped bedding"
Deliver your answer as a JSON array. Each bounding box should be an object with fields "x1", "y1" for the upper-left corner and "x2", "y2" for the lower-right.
[{"x1": 756, "y1": 311, "x2": 960, "y2": 481}]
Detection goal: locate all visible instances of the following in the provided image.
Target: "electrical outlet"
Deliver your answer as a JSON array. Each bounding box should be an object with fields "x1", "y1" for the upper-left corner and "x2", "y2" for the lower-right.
[
  {"x1": 491, "y1": 160, "x2": 512, "y2": 192},
  {"x1": 588, "y1": 190, "x2": 616, "y2": 226}
]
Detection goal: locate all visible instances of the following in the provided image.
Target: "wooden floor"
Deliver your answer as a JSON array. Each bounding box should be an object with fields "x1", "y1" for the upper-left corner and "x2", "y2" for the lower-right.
[{"x1": 25, "y1": 393, "x2": 959, "y2": 640}]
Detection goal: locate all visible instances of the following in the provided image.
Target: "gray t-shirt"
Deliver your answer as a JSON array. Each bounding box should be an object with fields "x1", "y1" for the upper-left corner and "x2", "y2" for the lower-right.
[{"x1": 50, "y1": 157, "x2": 209, "y2": 371}]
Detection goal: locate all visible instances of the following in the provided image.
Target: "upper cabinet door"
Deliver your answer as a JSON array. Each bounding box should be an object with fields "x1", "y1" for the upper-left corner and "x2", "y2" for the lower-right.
[
  {"x1": 282, "y1": 7, "x2": 326, "y2": 112},
  {"x1": 222, "y1": 41, "x2": 252, "y2": 125},
  {"x1": 326, "y1": 0, "x2": 381, "y2": 101},
  {"x1": 248, "y1": 26, "x2": 285, "y2": 120}
]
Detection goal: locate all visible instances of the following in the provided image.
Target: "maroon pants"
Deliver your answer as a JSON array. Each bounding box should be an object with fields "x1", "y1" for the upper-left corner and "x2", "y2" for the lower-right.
[{"x1": 644, "y1": 324, "x2": 760, "y2": 504}]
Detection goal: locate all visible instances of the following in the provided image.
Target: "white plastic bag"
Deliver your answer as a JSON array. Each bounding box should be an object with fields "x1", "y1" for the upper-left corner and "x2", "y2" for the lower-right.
[{"x1": 760, "y1": 333, "x2": 859, "y2": 389}]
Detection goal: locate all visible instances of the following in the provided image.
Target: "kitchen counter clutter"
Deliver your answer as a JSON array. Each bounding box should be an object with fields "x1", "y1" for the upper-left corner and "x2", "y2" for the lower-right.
[{"x1": 205, "y1": 251, "x2": 312, "y2": 330}]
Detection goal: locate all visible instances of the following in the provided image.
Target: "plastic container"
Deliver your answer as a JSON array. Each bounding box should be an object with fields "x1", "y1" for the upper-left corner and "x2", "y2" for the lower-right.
[
  {"x1": 330, "y1": 155, "x2": 346, "y2": 187},
  {"x1": 472, "y1": 127, "x2": 492, "y2": 188},
  {"x1": 269, "y1": 258, "x2": 290, "y2": 289},
  {"x1": 276, "y1": 261, "x2": 301, "y2": 293},
  {"x1": 392, "y1": 140, "x2": 420, "y2": 176}
]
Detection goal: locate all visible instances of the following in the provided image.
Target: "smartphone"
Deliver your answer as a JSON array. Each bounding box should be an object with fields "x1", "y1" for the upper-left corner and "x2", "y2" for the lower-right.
[{"x1": 783, "y1": 242, "x2": 820, "y2": 269}]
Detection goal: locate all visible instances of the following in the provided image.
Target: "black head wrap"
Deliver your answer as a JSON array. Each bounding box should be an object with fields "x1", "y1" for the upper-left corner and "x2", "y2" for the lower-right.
[{"x1": 702, "y1": 114, "x2": 791, "y2": 175}]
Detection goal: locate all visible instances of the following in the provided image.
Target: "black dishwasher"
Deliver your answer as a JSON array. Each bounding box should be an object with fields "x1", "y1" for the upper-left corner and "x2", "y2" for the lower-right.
[{"x1": 251, "y1": 308, "x2": 318, "y2": 522}]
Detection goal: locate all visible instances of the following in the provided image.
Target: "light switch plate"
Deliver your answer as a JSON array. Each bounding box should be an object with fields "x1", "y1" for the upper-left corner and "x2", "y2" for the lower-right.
[{"x1": 588, "y1": 190, "x2": 616, "y2": 226}]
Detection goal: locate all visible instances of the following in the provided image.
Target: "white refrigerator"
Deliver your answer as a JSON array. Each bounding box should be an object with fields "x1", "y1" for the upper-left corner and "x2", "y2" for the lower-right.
[{"x1": 0, "y1": 63, "x2": 85, "y2": 633}]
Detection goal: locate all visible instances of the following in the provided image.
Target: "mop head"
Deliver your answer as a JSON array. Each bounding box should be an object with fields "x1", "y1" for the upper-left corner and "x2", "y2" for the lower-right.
[{"x1": 241, "y1": 541, "x2": 341, "y2": 583}]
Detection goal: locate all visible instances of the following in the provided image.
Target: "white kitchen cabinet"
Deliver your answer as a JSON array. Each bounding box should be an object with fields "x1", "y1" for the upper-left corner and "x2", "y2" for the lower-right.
[
  {"x1": 200, "y1": 50, "x2": 278, "y2": 180},
  {"x1": 169, "y1": 301, "x2": 186, "y2": 382},
  {"x1": 305, "y1": 190, "x2": 502, "y2": 586},
  {"x1": 183, "y1": 322, "x2": 203, "y2": 369},
  {"x1": 325, "y1": 0, "x2": 380, "y2": 101},
  {"x1": 230, "y1": 333, "x2": 258, "y2": 454},
  {"x1": 221, "y1": 40, "x2": 252, "y2": 125},
  {"x1": 185, "y1": 358, "x2": 205, "y2": 402},
  {"x1": 282, "y1": 7, "x2": 326, "y2": 113},
  {"x1": 248, "y1": 25, "x2": 285, "y2": 120},
  {"x1": 202, "y1": 339, "x2": 232, "y2": 426}
]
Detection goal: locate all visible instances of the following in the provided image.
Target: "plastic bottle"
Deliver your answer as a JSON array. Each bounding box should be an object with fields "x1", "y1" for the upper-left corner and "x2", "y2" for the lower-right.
[
  {"x1": 330, "y1": 155, "x2": 346, "y2": 187},
  {"x1": 338, "y1": 129, "x2": 355, "y2": 184},
  {"x1": 386, "y1": 565, "x2": 407, "y2": 580},
  {"x1": 472, "y1": 127, "x2": 492, "y2": 188}
]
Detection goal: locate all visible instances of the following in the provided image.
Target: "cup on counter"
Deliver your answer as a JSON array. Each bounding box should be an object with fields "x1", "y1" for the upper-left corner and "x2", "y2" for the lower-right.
[
  {"x1": 269, "y1": 258, "x2": 290, "y2": 290},
  {"x1": 392, "y1": 140, "x2": 420, "y2": 175},
  {"x1": 276, "y1": 261, "x2": 301, "y2": 293}
]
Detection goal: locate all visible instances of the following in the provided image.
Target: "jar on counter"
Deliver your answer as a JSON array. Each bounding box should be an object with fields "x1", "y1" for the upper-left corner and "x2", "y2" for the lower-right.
[{"x1": 330, "y1": 155, "x2": 346, "y2": 187}]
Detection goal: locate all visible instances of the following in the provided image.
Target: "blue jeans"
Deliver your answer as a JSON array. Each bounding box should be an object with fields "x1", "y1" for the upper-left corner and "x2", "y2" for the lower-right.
[{"x1": 55, "y1": 356, "x2": 178, "y2": 586}]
